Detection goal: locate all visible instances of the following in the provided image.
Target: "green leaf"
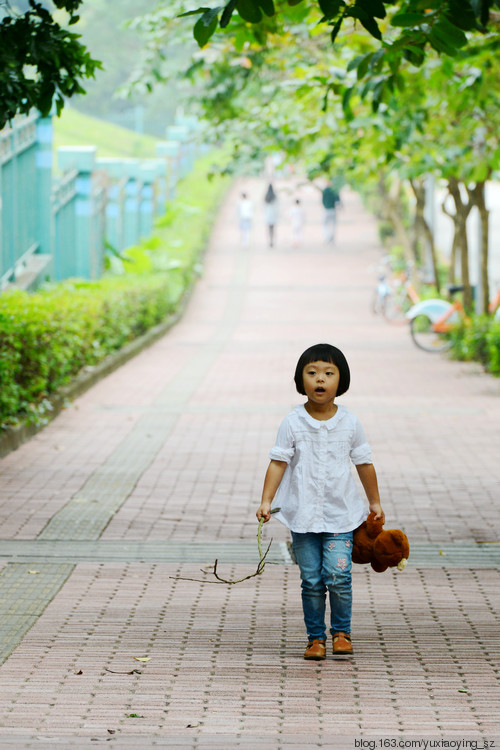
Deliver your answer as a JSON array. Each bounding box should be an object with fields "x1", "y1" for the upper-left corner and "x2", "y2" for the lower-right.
[
  {"x1": 428, "y1": 28, "x2": 457, "y2": 56},
  {"x1": 470, "y1": 0, "x2": 490, "y2": 26},
  {"x1": 257, "y1": 0, "x2": 275, "y2": 16},
  {"x1": 358, "y1": 14, "x2": 382, "y2": 40},
  {"x1": 402, "y1": 43, "x2": 425, "y2": 66},
  {"x1": 342, "y1": 86, "x2": 354, "y2": 120},
  {"x1": 432, "y1": 18, "x2": 468, "y2": 48},
  {"x1": 356, "y1": 0, "x2": 386, "y2": 20},
  {"x1": 347, "y1": 53, "x2": 368, "y2": 72},
  {"x1": 331, "y1": 15, "x2": 344, "y2": 43},
  {"x1": 319, "y1": 0, "x2": 343, "y2": 18},
  {"x1": 347, "y1": 52, "x2": 374, "y2": 79},
  {"x1": 193, "y1": 8, "x2": 221, "y2": 47},
  {"x1": 447, "y1": 0, "x2": 476, "y2": 30},
  {"x1": 221, "y1": 0, "x2": 239, "y2": 27},
  {"x1": 178, "y1": 7, "x2": 212, "y2": 18},
  {"x1": 390, "y1": 12, "x2": 425, "y2": 27},
  {"x1": 237, "y1": 0, "x2": 263, "y2": 22}
]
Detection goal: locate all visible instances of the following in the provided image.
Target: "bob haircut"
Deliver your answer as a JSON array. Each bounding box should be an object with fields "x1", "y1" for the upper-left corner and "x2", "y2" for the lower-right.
[{"x1": 294, "y1": 343, "x2": 350, "y2": 397}]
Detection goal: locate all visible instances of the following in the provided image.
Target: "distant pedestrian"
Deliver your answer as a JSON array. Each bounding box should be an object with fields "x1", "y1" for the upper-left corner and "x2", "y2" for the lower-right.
[
  {"x1": 322, "y1": 184, "x2": 340, "y2": 244},
  {"x1": 289, "y1": 199, "x2": 304, "y2": 247},
  {"x1": 257, "y1": 342, "x2": 384, "y2": 661},
  {"x1": 264, "y1": 184, "x2": 279, "y2": 248},
  {"x1": 237, "y1": 192, "x2": 253, "y2": 247}
]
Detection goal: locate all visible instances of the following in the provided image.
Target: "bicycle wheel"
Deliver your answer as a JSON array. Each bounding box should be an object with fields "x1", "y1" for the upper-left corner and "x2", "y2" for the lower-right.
[
  {"x1": 383, "y1": 291, "x2": 411, "y2": 324},
  {"x1": 410, "y1": 314, "x2": 451, "y2": 352}
]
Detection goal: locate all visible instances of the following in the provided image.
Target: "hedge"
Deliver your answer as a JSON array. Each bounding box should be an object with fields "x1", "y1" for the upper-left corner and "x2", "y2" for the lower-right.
[
  {"x1": 0, "y1": 151, "x2": 230, "y2": 429},
  {"x1": 448, "y1": 315, "x2": 500, "y2": 376}
]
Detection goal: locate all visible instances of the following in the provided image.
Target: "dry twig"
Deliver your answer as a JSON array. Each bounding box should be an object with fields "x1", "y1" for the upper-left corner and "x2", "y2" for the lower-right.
[{"x1": 170, "y1": 509, "x2": 280, "y2": 585}]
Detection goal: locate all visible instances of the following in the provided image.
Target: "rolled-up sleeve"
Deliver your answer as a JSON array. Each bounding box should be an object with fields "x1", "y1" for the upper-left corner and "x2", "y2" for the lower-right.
[
  {"x1": 269, "y1": 416, "x2": 295, "y2": 464},
  {"x1": 350, "y1": 417, "x2": 372, "y2": 465}
]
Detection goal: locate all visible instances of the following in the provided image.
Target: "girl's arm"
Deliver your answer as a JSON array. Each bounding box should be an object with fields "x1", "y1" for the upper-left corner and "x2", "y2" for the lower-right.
[
  {"x1": 256, "y1": 460, "x2": 287, "y2": 522},
  {"x1": 355, "y1": 463, "x2": 385, "y2": 523}
]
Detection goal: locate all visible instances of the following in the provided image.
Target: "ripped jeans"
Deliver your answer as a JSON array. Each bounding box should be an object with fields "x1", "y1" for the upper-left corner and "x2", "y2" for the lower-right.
[{"x1": 291, "y1": 531, "x2": 353, "y2": 641}]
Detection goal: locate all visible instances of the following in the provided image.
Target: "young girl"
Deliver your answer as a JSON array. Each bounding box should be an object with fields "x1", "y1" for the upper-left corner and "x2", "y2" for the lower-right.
[{"x1": 257, "y1": 343, "x2": 384, "y2": 661}]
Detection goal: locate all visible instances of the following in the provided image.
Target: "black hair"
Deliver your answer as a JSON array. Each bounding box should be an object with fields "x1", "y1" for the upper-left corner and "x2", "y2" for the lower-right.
[
  {"x1": 294, "y1": 343, "x2": 350, "y2": 397},
  {"x1": 265, "y1": 184, "x2": 276, "y2": 203}
]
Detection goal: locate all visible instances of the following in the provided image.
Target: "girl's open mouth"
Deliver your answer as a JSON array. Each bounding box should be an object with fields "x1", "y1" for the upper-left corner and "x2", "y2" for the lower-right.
[{"x1": 315, "y1": 388, "x2": 326, "y2": 393}]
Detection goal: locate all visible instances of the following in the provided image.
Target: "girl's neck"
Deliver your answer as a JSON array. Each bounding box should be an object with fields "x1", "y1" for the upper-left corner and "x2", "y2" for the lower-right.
[{"x1": 304, "y1": 400, "x2": 338, "y2": 421}]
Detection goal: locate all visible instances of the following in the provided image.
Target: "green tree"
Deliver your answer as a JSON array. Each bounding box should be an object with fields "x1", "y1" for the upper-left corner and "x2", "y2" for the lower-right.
[
  {"x1": 2, "y1": 0, "x2": 500, "y2": 129},
  {"x1": 0, "y1": 0, "x2": 101, "y2": 129}
]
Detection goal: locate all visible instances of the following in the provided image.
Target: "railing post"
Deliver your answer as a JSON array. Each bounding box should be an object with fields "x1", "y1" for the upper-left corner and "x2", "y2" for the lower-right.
[
  {"x1": 97, "y1": 158, "x2": 126, "y2": 253},
  {"x1": 153, "y1": 159, "x2": 168, "y2": 216},
  {"x1": 35, "y1": 115, "x2": 54, "y2": 265},
  {"x1": 139, "y1": 161, "x2": 157, "y2": 239},
  {"x1": 123, "y1": 161, "x2": 141, "y2": 249},
  {"x1": 166, "y1": 125, "x2": 190, "y2": 178},
  {"x1": 58, "y1": 146, "x2": 97, "y2": 278},
  {"x1": 156, "y1": 141, "x2": 180, "y2": 200}
]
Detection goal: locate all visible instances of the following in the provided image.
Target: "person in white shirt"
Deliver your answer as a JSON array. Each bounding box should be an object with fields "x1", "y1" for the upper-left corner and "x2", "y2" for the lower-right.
[
  {"x1": 289, "y1": 198, "x2": 304, "y2": 247},
  {"x1": 257, "y1": 343, "x2": 385, "y2": 661},
  {"x1": 237, "y1": 192, "x2": 253, "y2": 247}
]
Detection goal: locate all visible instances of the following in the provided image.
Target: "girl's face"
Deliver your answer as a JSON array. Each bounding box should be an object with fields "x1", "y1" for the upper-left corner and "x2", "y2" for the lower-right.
[{"x1": 302, "y1": 360, "x2": 340, "y2": 405}]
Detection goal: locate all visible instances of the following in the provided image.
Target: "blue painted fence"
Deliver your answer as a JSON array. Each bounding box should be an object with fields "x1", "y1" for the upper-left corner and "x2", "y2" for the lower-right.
[{"x1": 0, "y1": 112, "x2": 199, "y2": 292}]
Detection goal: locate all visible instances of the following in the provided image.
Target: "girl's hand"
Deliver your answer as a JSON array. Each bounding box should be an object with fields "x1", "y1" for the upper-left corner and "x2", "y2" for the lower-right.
[
  {"x1": 370, "y1": 503, "x2": 385, "y2": 524},
  {"x1": 256, "y1": 503, "x2": 272, "y2": 522}
]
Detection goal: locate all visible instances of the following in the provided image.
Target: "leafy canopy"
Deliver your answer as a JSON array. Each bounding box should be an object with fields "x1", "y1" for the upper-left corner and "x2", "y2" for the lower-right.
[{"x1": 0, "y1": 0, "x2": 101, "y2": 129}]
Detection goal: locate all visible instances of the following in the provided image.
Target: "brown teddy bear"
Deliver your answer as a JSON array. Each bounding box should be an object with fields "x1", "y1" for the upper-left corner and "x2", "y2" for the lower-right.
[{"x1": 352, "y1": 512, "x2": 410, "y2": 572}]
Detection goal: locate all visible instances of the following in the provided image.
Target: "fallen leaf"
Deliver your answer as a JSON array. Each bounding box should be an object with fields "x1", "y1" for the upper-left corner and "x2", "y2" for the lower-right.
[
  {"x1": 439, "y1": 550, "x2": 446, "y2": 556},
  {"x1": 126, "y1": 713, "x2": 144, "y2": 718},
  {"x1": 105, "y1": 668, "x2": 141, "y2": 675},
  {"x1": 107, "y1": 730, "x2": 116, "y2": 735},
  {"x1": 28, "y1": 570, "x2": 40, "y2": 575},
  {"x1": 458, "y1": 688, "x2": 469, "y2": 693},
  {"x1": 74, "y1": 670, "x2": 83, "y2": 675},
  {"x1": 186, "y1": 722, "x2": 200, "y2": 728},
  {"x1": 133, "y1": 657, "x2": 150, "y2": 663}
]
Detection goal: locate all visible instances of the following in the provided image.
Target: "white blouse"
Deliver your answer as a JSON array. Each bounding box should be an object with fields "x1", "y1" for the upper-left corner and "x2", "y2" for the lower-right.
[{"x1": 269, "y1": 404, "x2": 372, "y2": 534}]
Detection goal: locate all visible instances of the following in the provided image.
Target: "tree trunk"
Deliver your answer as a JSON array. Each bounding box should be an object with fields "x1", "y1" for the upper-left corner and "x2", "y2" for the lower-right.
[
  {"x1": 409, "y1": 177, "x2": 440, "y2": 294},
  {"x1": 467, "y1": 181, "x2": 490, "y2": 315},
  {"x1": 378, "y1": 176, "x2": 414, "y2": 265},
  {"x1": 442, "y1": 178, "x2": 473, "y2": 310}
]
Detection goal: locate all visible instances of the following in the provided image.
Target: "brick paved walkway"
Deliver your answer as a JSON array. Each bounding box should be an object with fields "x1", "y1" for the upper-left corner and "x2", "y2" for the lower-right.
[{"x1": 0, "y1": 176, "x2": 499, "y2": 748}]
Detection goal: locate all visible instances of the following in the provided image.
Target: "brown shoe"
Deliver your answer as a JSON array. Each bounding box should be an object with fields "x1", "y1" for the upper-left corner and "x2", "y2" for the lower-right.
[
  {"x1": 304, "y1": 639, "x2": 326, "y2": 660},
  {"x1": 332, "y1": 632, "x2": 353, "y2": 656}
]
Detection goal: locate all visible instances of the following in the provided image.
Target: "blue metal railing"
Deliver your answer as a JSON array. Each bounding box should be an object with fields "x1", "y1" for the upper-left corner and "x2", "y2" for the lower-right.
[{"x1": 0, "y1": 113, "x2": 196, "y2": 292}]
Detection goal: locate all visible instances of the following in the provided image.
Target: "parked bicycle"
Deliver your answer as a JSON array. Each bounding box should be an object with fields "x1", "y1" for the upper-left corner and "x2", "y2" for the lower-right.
[
  {"x1": 407, "y1": 283, "x2": 500, "y2": 353},
  {"x1": 406, "y1": 285, "x2": 465, "y2": 352},
  {"x1": 372, "y1": 257, "x2": 420, "y2": 324}
]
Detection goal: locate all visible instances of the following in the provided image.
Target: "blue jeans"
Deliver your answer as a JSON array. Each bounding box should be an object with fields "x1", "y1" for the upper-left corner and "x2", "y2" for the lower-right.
[{"x1": 291, "y1": 531, "x2": 353, "y2": 642}]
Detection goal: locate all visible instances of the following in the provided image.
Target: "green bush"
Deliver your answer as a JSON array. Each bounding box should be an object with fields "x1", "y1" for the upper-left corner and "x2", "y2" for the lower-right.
[
  {"x1": 0, "y1": 151, "x2": 230, "y2": 429},
  {"x1": 448, "y1": 315, "x2": 500, "y2": 375}
]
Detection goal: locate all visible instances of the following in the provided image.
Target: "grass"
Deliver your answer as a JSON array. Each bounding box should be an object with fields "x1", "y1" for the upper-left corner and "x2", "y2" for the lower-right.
[{"x1": 52, "y1": 107, "x2": 159, "y2": 159}]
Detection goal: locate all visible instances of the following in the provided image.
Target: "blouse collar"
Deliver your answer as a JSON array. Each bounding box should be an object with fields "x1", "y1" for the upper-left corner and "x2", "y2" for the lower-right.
[{"x1": 296, "y1": 403, "x2": 346, "y2": 430}]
